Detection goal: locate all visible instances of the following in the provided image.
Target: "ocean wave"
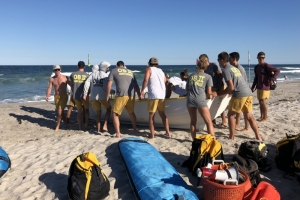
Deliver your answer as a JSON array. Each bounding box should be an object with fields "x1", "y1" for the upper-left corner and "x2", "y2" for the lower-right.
[
  {"x1": 280, "y1": 70, "x2": 300, "y2": 73},
  {"x1": 0, "y1": 74, "x2": 3, "y2": 76},
  {"x1": 132, "y1": 70, "x2": 141, "y2": 73},
  {"x1": 0, "y1": 95, "x2": 53, "y2": 104},
  {"x1": 283, "y1": 67, "x2": 300, "y2": 70}
]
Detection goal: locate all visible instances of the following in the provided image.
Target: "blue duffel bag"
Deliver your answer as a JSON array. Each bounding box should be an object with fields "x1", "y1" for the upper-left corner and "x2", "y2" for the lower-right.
[{"x1": 0, "y1": 147, "x2": 11, "y2": 178}]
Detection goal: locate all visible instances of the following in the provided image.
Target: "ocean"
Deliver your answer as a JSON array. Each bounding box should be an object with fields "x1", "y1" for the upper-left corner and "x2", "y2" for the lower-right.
[{"x1": 0, "y1": 64, "x2": 299, "y2": 104}]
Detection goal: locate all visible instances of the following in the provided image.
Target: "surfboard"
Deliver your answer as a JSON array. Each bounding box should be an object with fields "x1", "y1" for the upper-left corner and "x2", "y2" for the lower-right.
[{"x1": 118, "y1": 137, "x2": 199, "y2": 200}]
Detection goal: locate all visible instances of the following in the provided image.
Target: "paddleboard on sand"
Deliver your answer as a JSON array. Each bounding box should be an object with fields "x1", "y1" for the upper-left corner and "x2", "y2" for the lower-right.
[{"x1": 118, "y1": 137, "x2": 199, "y2": 200}]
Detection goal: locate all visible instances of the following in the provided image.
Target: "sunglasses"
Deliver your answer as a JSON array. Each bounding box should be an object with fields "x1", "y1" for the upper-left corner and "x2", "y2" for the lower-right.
[
  {"x1": 54, "y1": 69, "x2": 60, "y2": 71},
  {"x1": 258, "y1": 57, "x2": 265, "y2": 59}
]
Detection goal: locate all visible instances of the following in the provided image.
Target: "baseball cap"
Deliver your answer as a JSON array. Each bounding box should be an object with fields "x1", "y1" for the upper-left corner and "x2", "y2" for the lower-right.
[
  {"x1": 53, "y1": 65, "x2": 61, "y2": 70},
  {"x1": 148, "y1": 57, "x2": 159, "y2": 65},
  {"x1": 99, "y1": 61, "x2": 111, "y2": 72}
]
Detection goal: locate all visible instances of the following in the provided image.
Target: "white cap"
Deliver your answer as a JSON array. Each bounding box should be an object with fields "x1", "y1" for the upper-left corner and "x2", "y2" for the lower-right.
[
  {"x1": 53, "y1": 65, "x2": 61, "y2": 70},
  {"x1": 99, "y1": 61, "x2": 111, "y2": 72},
  {"x1": 92, "y1": 65, "x2": 99, "y2": 72}
]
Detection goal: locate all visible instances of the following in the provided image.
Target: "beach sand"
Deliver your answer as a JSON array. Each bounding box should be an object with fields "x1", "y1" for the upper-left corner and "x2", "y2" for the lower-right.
[{"x1": 0, "y1": 81, "x2": 300, "y2": 200}]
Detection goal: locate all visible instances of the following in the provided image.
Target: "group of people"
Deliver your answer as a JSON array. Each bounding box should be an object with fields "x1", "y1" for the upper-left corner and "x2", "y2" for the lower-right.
[{"x1": 46, "y1": 51, "x2": 280, "y2": 141}]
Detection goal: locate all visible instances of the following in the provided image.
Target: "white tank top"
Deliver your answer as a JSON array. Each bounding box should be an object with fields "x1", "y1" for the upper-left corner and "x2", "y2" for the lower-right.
[{"x1": 147, "y1": 67, "x2": 166, "y2": 99}]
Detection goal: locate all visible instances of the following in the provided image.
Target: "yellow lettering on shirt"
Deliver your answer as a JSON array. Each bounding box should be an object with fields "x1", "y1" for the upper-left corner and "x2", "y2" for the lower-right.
[
  {"x1": 190, "y1": 75, "x2": 205, "y2": 87},
  {"x1": 117, "y1": 69, "x2": 133, "y2": 77},
  {"x1": 73, "y1": 74, "x2": 87, "y2": 83},
  {"x1": 231, "y1": 68, "x2": 242, "y2": 77}
]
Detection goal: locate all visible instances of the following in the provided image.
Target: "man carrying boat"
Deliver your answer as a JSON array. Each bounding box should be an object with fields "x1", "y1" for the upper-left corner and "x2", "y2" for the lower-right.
[
  {"x1": 68, "y1": 61, "x2": 89, "y2": 131},
  {"x1": 229, "y1": 52, "x2": 250, "y2": 132},
  {"x1": 106, "y1": 61, "x2": 141, "y2": 138},
  {"x1": 201, "y1": 54, "x2": 228, "y2": 128},
  {"x1": 83, "y1": 62, "x2": 111, "y2": 133},
  {"x1": 213, "y1": 52, "x2": 262, "y2": 141},
  {"x1": 140, "y1": 57, "x2": 171, "y2": 138},
  {"x1": 45, "y1": 65, "x2": 68, "y2": 131},
  {"x1": 165, "y1": 74, "x2": 187, "y2": 98}
]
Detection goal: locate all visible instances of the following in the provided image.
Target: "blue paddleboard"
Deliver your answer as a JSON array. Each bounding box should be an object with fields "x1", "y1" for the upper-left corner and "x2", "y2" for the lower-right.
[
  {"x1": 118, "y1": 137, "x2": 198, "y2": 200},
  {"x1": 0, "y1": 147, "x2": 11, "y2": 179}
]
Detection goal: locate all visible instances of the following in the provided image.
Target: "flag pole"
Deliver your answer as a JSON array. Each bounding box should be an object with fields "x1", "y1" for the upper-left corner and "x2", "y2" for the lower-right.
[{"x1": 88, "y1": 54, "x2": 90, "y2": 67}]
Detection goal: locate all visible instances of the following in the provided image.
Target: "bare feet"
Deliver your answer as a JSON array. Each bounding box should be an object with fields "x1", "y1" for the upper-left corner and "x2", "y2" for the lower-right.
[
  {"x1": 147, "y1": 134, "x2": 155, "y2": 139},
  {"x1": 164, "y1": 133, "x2": 172, "y2": 138},
  {"x1": 239, "y1": 128, "x2": 250, "y2": 132},
  {"x1": 114, "y1": 134, "x2": 121, "y2": 138},
  {"x1": 259, "y1": 118, "x2": 268, "y2": 122}
]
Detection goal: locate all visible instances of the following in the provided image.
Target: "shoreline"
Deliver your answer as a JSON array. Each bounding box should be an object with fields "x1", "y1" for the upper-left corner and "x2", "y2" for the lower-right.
[{"x1": 0, "y1": 81, "x2": 300, "y2": 199}]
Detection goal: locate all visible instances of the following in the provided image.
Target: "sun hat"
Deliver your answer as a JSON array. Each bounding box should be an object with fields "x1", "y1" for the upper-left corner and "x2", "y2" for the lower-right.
[
  {"x1": 99, "y1": 61, "x2": 111, "y2": 72},
  {"x1": 148, "y1": 57, "x2": 159, "y2": 65},
  {"x1": 53, "y1": 65, "x2": 61, "y2": 70}
]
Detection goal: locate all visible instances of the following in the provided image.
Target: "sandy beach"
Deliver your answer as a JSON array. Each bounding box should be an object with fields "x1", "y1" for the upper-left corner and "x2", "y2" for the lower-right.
[{"x1": 0, "y1": 81, "x2": 300, "y2": 200}]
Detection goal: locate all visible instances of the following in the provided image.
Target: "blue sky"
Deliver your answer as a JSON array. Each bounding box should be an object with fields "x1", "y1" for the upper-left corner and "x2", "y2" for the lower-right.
[{"x1": 1, "y1": 0, "x2": 299, "y2": 65}]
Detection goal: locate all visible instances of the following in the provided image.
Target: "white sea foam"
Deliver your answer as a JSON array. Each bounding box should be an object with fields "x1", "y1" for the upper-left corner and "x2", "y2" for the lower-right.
[
  {"x1": 280, "y1": 70, "x2": 300, "y2": 73},
  {"x1": 132, "y1": 70, "x2": 141, "y2": 73},
  {"x1": 283, "y1": 67, "x2": 300, "y2": 70}
]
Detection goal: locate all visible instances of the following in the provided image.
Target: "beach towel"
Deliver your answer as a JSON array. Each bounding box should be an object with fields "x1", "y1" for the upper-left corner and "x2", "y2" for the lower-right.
[{"x1": 0, "y1": 147, "x2": 11, "y2": 179}]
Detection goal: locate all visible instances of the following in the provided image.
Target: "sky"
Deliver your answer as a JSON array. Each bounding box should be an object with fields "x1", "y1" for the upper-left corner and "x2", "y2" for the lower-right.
[{"x1": 1, "y1": 0, "x2": 300, "y2": 65}]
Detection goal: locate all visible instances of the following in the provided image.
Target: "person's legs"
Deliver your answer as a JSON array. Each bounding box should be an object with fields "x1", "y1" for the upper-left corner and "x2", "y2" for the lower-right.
[
  {"x1": 96, "y1": 110, "x2": 101, "y2": 133},
  {"x1": 260, "y1": 98, "x2": 268, "y2": 122},
  {"x1": 91, "y1": 100, "x2": 101, "y2": 133},
  {"x1": 158, "y1": 110, "x2": 171, "y2": 137},
  {"x1": 244, "y1": 112, "x2": 262, "y2": 141},
  {"x1": 82, "y1": 99, "x2": 89, "y2": 128},
  {"x1": 66, "y1": 106, "x2": 73, "y2": 123},
  {"x1": 67, "y1": 96, "x2": 75, "y2": 123},
  {"x1": 235, "y1": 112, "x2": 241, "y2": 130},
  {"x1": 227, "y1": 110, "x2": 237, "y2": 140},
  {"x1": 55, "y1": 107, "x2": 63, "y2": 131},
  {"x1": 112, "y1": 112, "x2": 121, "y2": 137},
  {"x1": 112, "y1": 96, "x2": 127, "y2": 137},
  {"x1": 84, "y1": 108, "x2": 89, "y2": 128},
  {"x1": 128, "y1": 112, "x2": 138, "y2": 131},
  {"x1": 198, "y1": 107, "x2": 215, "y2": 136},
  {"x1": 157, "y1": 99, "x2": 170, "y2": 137},
  {"x1": 221, "y1": 111, "x2": 228, "y2": 126},
  {"x1": 102, "y1": 106, "x2": 111, "y2": 132},
  {"x1": 148, "y1": 112, "x2": 156, "y2": 138},
  {"x1": 187, "y1": 106, "x2": 197, "y2": 139},
  {"x1": 75, "y1": 100, "x2": 83, "y2": 130}
]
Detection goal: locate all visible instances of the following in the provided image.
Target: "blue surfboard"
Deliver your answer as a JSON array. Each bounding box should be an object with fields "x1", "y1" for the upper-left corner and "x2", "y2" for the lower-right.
[
  {"x1": 118, "y1": 138, "x2": 198, "y2": 200},
  {"x1": 0, "y1": 147, "x2": 11, "y2": 179}
]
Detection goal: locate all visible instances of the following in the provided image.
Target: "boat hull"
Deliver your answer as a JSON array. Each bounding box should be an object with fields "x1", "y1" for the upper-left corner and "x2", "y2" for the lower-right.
[{"x1": 89, "y1": 95, "x2": 231, "y2": 130}]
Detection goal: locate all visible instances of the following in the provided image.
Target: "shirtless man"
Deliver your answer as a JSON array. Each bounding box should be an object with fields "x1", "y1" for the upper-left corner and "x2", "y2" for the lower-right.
[{"x1": 45, "y1": 65, "x2": 68, "y2": 131}]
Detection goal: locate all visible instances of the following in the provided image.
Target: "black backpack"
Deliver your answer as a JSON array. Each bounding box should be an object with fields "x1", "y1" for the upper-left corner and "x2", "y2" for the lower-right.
[
  {"x1": 231, "y1": 154, "x2": 261, "y2": 188},
  {"x1": 238, "y1": 141, "x2": 270, "y2": 171},
  {"x1": 275, "y1": 133, "x2": 300, "y2": 174},
  {"x1": 67, "y1": 152, "x2": 110, "y2": 200},
  {"x1": 182, "y1": 134, "x2": 224, "y2": 175}
]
